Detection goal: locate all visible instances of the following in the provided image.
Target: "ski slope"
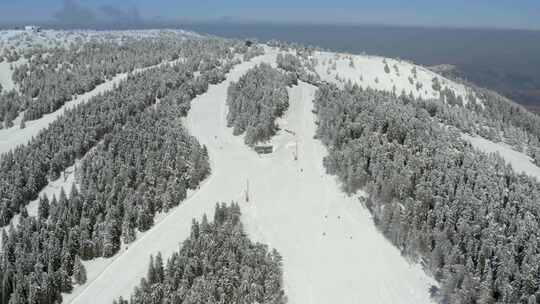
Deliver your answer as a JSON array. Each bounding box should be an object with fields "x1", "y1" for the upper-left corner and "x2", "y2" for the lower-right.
[
  {"x1": 312, "y1": 51, "x2": 479, "y2": 106},
  {"x1": 0, "y1": 60, "x2": 16, "y2": 92},
  {"x1": 462, "y1": 133, "x2": 540, "y2": 180},
  {"x1": 67, "y1": 49, "x2": 434, "y2": 304}
]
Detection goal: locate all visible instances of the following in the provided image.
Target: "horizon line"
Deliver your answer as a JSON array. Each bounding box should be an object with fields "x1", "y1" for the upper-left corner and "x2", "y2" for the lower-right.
[{"x1": 1, "y1": 19, "x2": 539, "y2": 33}]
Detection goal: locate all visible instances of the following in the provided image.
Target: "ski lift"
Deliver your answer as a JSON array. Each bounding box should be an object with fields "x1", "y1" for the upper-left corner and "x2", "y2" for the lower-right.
[{"x1": 245, "y1": 179, "x2": 250, "y2": 203}]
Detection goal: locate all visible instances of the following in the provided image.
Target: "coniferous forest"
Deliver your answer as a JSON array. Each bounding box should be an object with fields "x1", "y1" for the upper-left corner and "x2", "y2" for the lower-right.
[
  {"x1": 314, "y1": 82, "x2": 540, "y2": 303},
  {"x1": 2, "y1": 37, "x2": 189, "y2": 126},
  {"x1": 226, "y1": 63, "x2": 295, "y2": 146},
  {"x1": 115, "y1": 203, "x2": 286, "y2": 304},
  {"x1": 0, "y1": 37, "x2": 261, "y2": 303},
  {"x1": 0, "y1": 38, "x2": 239, "y2": 227},
  {"x1": 3, "y1": 28, "x2": 540, "y2": 304}
]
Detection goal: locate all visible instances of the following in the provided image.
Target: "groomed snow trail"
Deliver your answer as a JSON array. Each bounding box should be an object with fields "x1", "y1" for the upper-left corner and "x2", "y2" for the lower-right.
[
  {"x1": 68, "y1": 50, "x2": 434, "y2": 304},
  {"x1": 0, "y1": 60, "x2": 18, "y2": 92}
]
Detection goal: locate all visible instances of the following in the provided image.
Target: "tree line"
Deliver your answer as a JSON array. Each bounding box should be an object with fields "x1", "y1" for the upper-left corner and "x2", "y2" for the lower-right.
[
  {"x1": 1, "y1": 105, "x2": 209, "y2": 302},
  {"x1": 3, "y1": 38, "x2": 182, "y2": 126},
  {"x1": 1, "y1": 36, "x2": 250, "y2": 128},
  {"x1": 115, "y1": 203, "x2": 286, "y2": 304},
  {"x1": 0, "y1": 38, "x2": 263, "y2": 304},
  {"x1": 391, "y1": 55, "x2": 540, "y2": 166},
  {"x1": 226, "y1": 63, "x2": 294, "y2": 146},
  {"x1": 0, "y1": 38, "x2": 245, "y2": 227},
  {"x1": 314, "y1": 83, "x2": 540, "y2": 303}
]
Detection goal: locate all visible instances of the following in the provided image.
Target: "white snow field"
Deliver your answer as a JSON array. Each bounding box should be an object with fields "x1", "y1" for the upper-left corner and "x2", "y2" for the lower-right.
[
  {"x1": 0, "y1": 60, "x2": 17, "y2": 92},
  {"x1": 462, "y1": 133, "x2": 540, "y2": 180},
  {"x1": 67, "y1": 50, "x2": 434, "y2": 304},
  {"x1": 312, "y1": 51, "x2": 479, "y2": 105}
]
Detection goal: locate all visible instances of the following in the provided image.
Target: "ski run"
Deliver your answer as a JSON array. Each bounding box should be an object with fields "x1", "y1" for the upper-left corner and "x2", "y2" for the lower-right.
[{"x1": 64, "y1": 49, "x2": 435, "y2": 304}]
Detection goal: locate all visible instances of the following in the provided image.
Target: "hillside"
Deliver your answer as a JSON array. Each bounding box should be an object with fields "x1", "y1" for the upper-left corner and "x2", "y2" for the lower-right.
[{"x1": 1, "y1": 29, "x2": 540, "y2": 304}]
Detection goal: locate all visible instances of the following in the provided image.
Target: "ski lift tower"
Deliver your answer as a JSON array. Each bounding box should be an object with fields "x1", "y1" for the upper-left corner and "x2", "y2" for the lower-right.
[
  {"x1": 294, "y1": 138, "x2": 298, "y2": 161},
  {"x1": 245, "y1": 179, "x2": 250, "y2": 203}
]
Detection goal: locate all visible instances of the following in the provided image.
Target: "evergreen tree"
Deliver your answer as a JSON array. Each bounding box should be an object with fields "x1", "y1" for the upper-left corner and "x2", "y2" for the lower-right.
[
  {"x1": 73, "y1": 255, "x2": 87, "y2": 285},
  {"x1": 118, "y1": 203, "x2": 286, "y2": 304},
  {"x1": 313, "y1": 82, "x2": 540, "y2": 303},
  {"x1": 38, "y1": 196, "x2": 50, "y2": 220},
  {"x1": 226, "y1": 63, "x2": 292, "y2": 146}
]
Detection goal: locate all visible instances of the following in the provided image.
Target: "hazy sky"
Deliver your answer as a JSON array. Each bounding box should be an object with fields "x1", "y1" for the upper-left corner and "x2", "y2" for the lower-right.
[{"x1": 1, "y1": 0, "x2": 539, "y2": 30}]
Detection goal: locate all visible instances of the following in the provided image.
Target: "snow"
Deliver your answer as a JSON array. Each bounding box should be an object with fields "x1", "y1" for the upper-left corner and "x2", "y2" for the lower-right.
[
  {"x1": 311, "y1": 51, "x2": 479, "y2": 106},
  {"x1": 0, "y1": 57, "x2": 25, "y2": 92},
  {"x1": 3, "y1": 29, "x2": 539, "y2": 303},
  {"x1": 67, "y1": 48, "x2": 434, "y2": 304},
  {"x1": 0, "y1": 61, "x2": 15, "y2": 91},
  {"x1": 462, "y1": 133, "x2": 540, "y2": 180}
]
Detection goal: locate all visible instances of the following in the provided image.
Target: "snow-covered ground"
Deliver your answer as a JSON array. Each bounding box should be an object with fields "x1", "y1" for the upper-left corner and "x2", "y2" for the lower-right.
[
  {"x1": 67, "y1": 49, "x2": 434, "y2": 304},
  {"x1": 0, "y1": 57, "x2": 25, "y2": 92},
  {"x1": 8, "y1": 30, "x2": 533, "y2": 303},
  {"x1": 0, "y1": 61, "x2": 15, "y2": 91},
  {"x1": 462, "y1": 133, "x2": 540, "y2": 180},
  {"x1": 312, "y1": 51, "x2": 479, "y2": 105}
]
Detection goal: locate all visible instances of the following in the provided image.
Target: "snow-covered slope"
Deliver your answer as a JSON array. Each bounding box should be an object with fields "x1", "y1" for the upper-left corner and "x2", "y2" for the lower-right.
[
  {"x1": 312, "y1": 51, "x2": 479, "y2": 105},
  {"x1": 0, "y1": 61, "x2": 15, "y2": 91},
  {"x1": 0, "y1": 57, "x2": 25, "y2": 92},
  {"x1": 5, "y1": 30, "x2": 540, "y2": 303},
  {"x1": 66, "y1": 49, "x2": 434, "y2": 304},
  {"x1": 462, "y1": 133, "x2": 540, "y2": 180}
]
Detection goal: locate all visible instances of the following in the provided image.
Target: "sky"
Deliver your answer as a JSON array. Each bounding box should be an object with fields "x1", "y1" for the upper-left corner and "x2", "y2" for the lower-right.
[{"x1": 0, "y1": 0, "x2": 539, "y2": 30}]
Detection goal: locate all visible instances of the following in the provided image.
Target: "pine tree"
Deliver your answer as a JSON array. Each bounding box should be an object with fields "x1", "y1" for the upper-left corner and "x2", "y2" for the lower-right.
[
  {"x1": 154, "y1": 252, "x2": 164, "y2": 283},
  {"x1": 147, "y1": 255, "x2": 157, "y2": 284},
  {"x1": 59, "y1": 264, "x2": 73, "y2": 293},
  {"x1": 73, "y1": 255, "x2": 87, "y2": 285},
  {"x1": 38, "y1": 195, "x2": 50, "y2": 219},
  {"x1": 120, "y1": 204, "x2": 286, "y2": 304},
  {"x1": 121, "y1": 217, "x2": 136, "y2": 244}
]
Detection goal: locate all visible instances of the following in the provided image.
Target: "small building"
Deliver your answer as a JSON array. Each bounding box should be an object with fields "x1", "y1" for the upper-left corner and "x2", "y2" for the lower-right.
[
  {"x1": 254, "y1": 145, "x2": 273, "y2": 154},
  {"x1": 24, "y1": 25, "x2": 41, "y2": 32}
]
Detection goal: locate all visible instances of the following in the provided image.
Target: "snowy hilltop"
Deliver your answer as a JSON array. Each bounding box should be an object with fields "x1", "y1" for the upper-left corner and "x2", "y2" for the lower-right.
[{"x1": 1, "y1": 29, "x2": 540, "y2": 304}]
